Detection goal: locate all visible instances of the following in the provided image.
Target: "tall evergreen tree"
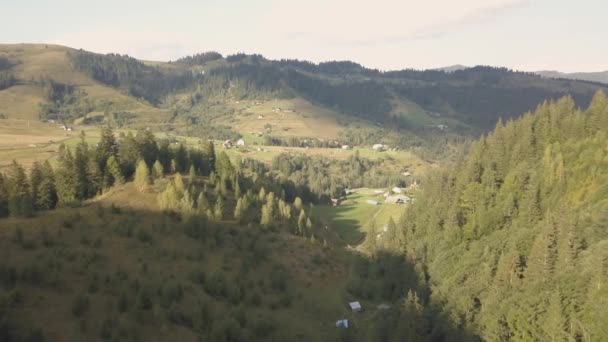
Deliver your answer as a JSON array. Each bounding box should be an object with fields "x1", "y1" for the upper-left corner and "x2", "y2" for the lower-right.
[{"x1": 134, "y1": 159, "x2": 151, "y2": 192}]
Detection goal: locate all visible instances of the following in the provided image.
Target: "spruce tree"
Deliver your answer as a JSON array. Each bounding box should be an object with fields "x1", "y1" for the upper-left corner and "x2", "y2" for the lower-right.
[
  {"x1": 203, "y1": 141, "x2": 216, "y2": 175},
  {"x1": 36, "y1": 161, "x2": 57, "y2": 210},
  {"x1": 29, "y1": 161, "x2": 43, "y2": 208},
  {"x1": 96, "y1": 127, "x2": 116, "y2": 172},
  {"x1": 55, "y1": 147, "x2": 78, "y2": 206},
  {"x1": 105, "y1": 155, "x2": 124, "y2": 187},
  {"x1": 134, "y1": 159, "x2": 151, "y2": 192},
  {"x1": 152, "y1": 160, "x2": 164, "y2": 180},
  {"x1": 188, "y1": 164, "x2": 197, "y2": 182},
  {"x1": 6, "y1": 160, "x2": 33, "y2": 217},
  {"x1": 158, "y1": 182, "x2": 179, "y2": 211}
]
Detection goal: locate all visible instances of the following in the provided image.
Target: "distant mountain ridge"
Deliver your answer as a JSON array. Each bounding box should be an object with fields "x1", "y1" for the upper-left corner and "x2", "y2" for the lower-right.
[
  {"x1": 536, "y1": 70, "x2": 608, "y2": 84},
  {"x1": 1, "y1": 44, "x2": 608, "y2": 138}
]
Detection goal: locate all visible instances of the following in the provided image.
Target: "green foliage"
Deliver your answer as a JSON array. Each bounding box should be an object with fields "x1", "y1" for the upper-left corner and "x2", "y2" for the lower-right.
[
  {"x1": 400, "y1": 92, "x2": 608, "y2": 341},
  {"x1": 134, "y1": 159, "x2": 151, "y2": 192}
]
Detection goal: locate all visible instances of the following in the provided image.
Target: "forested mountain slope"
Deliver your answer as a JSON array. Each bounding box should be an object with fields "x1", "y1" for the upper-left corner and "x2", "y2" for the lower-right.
[
  {"x1": 2, "y1": 44, "x2": 607, "y2": 139},
  {"x1": 393, "y1": 91, "x2": 608, "y2": 340}
]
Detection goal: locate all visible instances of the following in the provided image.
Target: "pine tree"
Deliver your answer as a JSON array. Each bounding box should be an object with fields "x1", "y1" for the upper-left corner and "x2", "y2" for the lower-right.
[
  {"x1": 36, "y1": 161, "x2": 57, "y2": 210},
  {"x1": 188, "y1": 164, "x2": 197, "y2": 182},
  {"x1": 86, "y1": 158, "x2": 102, "y2": 197},
  {"x1": 202, "y1": 141, "x2": 216, "y2": 175},
  {"x1": 180, "y1": 189, "x2": 196, "y2": 217},
  {"x1": 73, "y1": 138, "x2": 90, "y2": 200},
  {"x1": 213, "y1": 197, "x2": 224, "y2": 221},
  {"x1": 118, "y1": 131, "x2": 139, "y2": 179},
  {"x1": 158, "y1": 182, "x2": 179, "y2": 211},
  {"x1": 6, "y1": 160, "x2": 33, "y2": 217},
  {"x1": 29, "y1": 161, "x2": 44, "y2": 208},
  {"x1": 134, "y1": 159, "x2": 151, "y2": 192},
  {"x1": 96, "y1": 126, "x2": 116, "y2": 172},
  {"x1": 105, "y1": 155, "x2": 124, "y2": 187},
  {"x1": 174, "y1": 173, "x2": 185, "y2": 197},
  {"x1": 135, "y1": 129, "x2": 159, "y2": 167},
  {"x1": 152, "y1": 160, "x2": 164, "y2": 180},
  {"x1": 56, "y1": 147, "x2": 78, "y2": 206}
]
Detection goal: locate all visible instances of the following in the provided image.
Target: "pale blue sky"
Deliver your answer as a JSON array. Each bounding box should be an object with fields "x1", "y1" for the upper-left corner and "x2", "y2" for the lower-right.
[{"x1": 1, "y1": 0, "x2": 606, "y2": 72}]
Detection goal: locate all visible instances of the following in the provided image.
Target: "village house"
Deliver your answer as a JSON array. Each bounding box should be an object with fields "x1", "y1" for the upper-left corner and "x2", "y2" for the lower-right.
[
  {"x1": 349, "y1": 301, "x2": 362, "y2": 312},
  {"x1": 335, "y1": 319, "x2": 349, "y2": 328},
  {"x1": 385, "y1": 195, "x2": 411, "y2": 205}
]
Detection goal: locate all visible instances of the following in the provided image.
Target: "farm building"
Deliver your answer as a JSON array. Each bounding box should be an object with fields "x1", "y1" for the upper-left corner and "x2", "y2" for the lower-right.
[
  {"x1": 236, "y1": 138, "x2": 245, "y2": 146},
  {"x1": 385, "y1": 195, "x2": 410, "y2": 204},
  {"x1": 366, "y1": 200, "x2": 379, "y2": 205},
  {"x1": 335, "y1": 319, "x2": 349, "y2": 328},
  {"x1": 349, "y1": 301, "x2": 362, "y2": 312}
]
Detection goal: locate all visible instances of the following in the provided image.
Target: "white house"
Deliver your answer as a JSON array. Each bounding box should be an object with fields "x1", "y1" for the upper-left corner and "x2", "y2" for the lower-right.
[
  {"x1": 236, "y1": 138, "x2": 245, "y2": 146},
  {"x1": 335, "y1": 319, "x2": 349, "y2": 328},
  {"x1": 349, "y1": 301, "x2": 362, "y2": 312}
]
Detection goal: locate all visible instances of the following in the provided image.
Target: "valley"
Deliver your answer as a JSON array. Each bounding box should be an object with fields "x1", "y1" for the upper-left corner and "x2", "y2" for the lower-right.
[{"x1": 0, "y1": 42, "x2": 607, "y2": 342}]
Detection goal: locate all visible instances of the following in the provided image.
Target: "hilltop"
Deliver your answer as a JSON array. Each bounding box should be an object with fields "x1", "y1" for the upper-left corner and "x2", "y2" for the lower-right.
[
  {"x1": 1, "y1": 44, "x2": 607, "y2": 147},
  {"x1": 537, "y1": 70, "x2": 608, "y2": 85}
]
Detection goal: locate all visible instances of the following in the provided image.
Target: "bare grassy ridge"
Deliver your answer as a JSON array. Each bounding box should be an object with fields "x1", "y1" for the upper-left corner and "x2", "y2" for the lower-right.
[{"x1": 0, "y1": 44, "x2": 168, "y2": 124}]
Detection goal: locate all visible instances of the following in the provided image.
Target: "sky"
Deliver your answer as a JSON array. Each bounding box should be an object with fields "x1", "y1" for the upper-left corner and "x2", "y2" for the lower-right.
[{"x1": 1, "y1": 0, "x2": 606, "y2": 72}]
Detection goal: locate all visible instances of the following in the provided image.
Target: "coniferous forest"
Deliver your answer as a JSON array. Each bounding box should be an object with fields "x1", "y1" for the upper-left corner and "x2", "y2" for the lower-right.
[
  {"x1": 390, "y1": 91, "x2": 608, "y2": 341},
  {"x1": 0, "y1": 40, "x2": 608, "y2": 341}
]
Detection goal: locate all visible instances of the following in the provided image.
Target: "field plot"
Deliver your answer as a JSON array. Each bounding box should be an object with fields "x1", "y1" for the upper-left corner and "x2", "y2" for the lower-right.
[{"x1": 312, "y1": 189, "x2": 408, "y2": 246}]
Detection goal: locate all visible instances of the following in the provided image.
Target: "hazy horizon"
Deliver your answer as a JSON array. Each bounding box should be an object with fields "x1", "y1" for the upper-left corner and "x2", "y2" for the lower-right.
[{"x1": 2, "y1": 0, "x2": 607, "y2": 73}]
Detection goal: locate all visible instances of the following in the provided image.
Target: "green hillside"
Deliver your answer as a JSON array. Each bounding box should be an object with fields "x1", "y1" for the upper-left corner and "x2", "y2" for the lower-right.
[
  {"x1": 2, "y1": 44, "x2": 607, "y2": 154},
  {"x1": 389, "y1": 91, "x2": 608, "y2": 340}
]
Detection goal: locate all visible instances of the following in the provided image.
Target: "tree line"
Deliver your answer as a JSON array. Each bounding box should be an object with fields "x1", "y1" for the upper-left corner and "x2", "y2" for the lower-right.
[{"x1": 0, "y1": 128, "x2": 216, "y2": 218}]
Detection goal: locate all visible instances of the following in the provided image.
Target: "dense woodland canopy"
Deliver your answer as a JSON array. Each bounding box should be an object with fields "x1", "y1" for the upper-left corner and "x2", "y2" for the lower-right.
[
  {"x1": 381, "y1": 91, "x2": 608, "y2": 341},
  {"x1": 70, "y1": 51, "x2": 196, "y2": 104},
  {"x1": 67, "y1": 50, "x2": 607, "y2": 135}
]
